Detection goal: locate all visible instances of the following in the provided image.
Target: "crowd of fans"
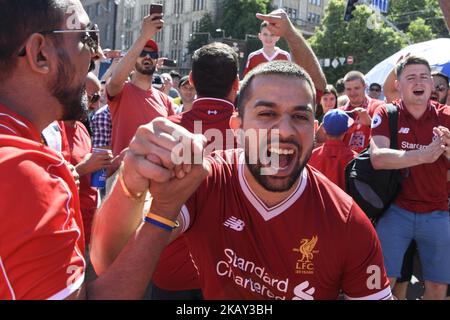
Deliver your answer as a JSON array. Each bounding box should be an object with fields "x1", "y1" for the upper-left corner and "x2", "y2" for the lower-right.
[{"x1": 1, "y1": 0, "x2": 450, "y2": 300}]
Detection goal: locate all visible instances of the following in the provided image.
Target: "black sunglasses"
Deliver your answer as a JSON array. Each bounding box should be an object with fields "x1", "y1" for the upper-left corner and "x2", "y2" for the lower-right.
[
  {"x1": 139, "y1": 50, "x2": 158, "y2": 59},
  {"x1": 434, "y1": 84, "x2": 448, "y2": 92},
  {"x1": 370, "y1": 87, "x2": 381, "y2": 92},
  {"x1": 18, "y1": 24, "x2": 100, "y2": 56},
  {"x1": 89, "y1": 92, "x2": 100, "y2": 104}
]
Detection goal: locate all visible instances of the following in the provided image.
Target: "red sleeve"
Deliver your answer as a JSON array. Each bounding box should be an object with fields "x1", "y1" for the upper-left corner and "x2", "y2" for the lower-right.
[
  {"x1": 341, "y1": 204, "x2": 392, "y2": 300},
  {"x1": 0, "y1": 147, "x2": 85, "y2": 300},
  {"x1": 243, "y1": 54, "x2": 256, "y2": 78},
  {"x1": 370, "y1": 104, "x2": 391, "y2": 139}
]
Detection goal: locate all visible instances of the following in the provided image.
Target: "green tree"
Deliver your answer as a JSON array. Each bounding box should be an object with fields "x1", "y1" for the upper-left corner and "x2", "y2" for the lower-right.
[
  {"x1": 406, "y1": 17, "x2": 435, "y2": 43},
  {"x1": 388, "y1": 0, "x2": 447, "y2": 38},
  {"x1": 221, "y1": 0, "x2": 270, "y2": 39},
  {"x1": 309, "y1": 0, "x2": 407, "y2": 85},
  {"x1": 187, "y1": 13, "x2": 216, "y2": 54}
]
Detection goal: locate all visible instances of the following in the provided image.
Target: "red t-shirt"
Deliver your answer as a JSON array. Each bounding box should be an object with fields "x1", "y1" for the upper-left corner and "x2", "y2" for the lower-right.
[
  {"x1": 108, "y1": 82, "x2": 175, "y2": 156},
  {"x1": 179, "y1": 149, "x2": 391, "y2": 300},
  {"x1": 0, "y1": 104, "x2": 85, "y2": 300},
  {"x1": 153, "y1": 98, "x2": 236, "y2": 291},
  {"x1": 309, "y1": 140, "x2": 358, "y2": 190},
  {"x1": 65, "y1": 122, "x2": 98, "y2": 245},
  {"x1": 340, "y1": 97, "x2": 385, "y2": 153},
  {"x1": 243, "y1": 48, "x2": 291, "y2": 78},
  {"x1": 371, "y1": 100, "x2": 450, "y2": 213}
]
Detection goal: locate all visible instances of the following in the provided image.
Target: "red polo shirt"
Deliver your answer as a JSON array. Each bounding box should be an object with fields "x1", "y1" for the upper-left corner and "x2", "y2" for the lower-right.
[
  {"x1": 309, "y1": 140, "x2": 358, "y2": 190},
  {"x1": 340, "y1": 97, "x2": 385, "y2": 153},
  {"x1": 0, "y1": 104, "x2": 85, "y2": 300},
  {"x1": 371, "y1": 100, "x2": 450, "y2": 213}
]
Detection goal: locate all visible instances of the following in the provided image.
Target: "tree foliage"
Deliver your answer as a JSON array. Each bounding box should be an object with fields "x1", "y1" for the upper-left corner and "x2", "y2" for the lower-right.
[
  {"x1": 221, "y1": 0, "x2": 270, "y2": 39},
  {"x1": 406, "y1": 17, "x2": 435, "y2": 43},
  {"x1": 387, "y1": 0, "x2": 447, "y2": 38},
  {"x1": 309, "y1": 0, "x2": 407, "y2": 85},
  {"x1": 187, "y1": 13, "x2": 216, "y2": 54}
]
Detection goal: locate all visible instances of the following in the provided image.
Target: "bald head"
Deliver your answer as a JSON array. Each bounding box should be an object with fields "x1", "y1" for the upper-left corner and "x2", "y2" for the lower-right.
[{"x1": 86, "y1": 72, "x2": 101, "y2": 95}]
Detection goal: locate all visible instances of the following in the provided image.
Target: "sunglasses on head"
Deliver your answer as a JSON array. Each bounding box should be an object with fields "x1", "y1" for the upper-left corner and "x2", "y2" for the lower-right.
[
  {"x1": 18, "y1": 24, "x2": 100, "y2": 56},
  {"x1": 139, "y1": 50, "x2": 159, "y2": 59}
]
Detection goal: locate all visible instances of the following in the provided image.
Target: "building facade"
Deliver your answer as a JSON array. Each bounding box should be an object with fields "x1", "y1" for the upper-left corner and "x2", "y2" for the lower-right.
[
  {"x1": 81, "y1": 0, "x2": 117, "y2": 49},
  {"x1": 107, "y1": 0, "x2": 328, "y2": 72}
]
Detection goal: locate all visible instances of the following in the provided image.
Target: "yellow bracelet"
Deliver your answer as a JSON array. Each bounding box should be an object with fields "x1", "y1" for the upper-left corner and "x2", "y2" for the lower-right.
[
  {"x1": 146, "y1": 213, "x2": 179, "y2": 228},
  {"x1": 118, "y1": 170, "x2": 145, "y2": 201}
]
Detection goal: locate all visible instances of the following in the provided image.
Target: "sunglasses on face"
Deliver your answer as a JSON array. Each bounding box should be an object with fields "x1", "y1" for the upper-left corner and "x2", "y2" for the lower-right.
[
  {"x1": 18, "y1": 24, "x2": 100, "y2": 56},
  {"x1": 370, "y1": 88, "x2": 381, "y2": 92},
  {"x1": 88, "y1": 92, "x2": 100, "y2": 104},
  {"x1": 434, "y1": 84, "x2": 448, "y2": 92},
  {"x1": 139, "y1": 50, "x2": 159, "y2": 59}
]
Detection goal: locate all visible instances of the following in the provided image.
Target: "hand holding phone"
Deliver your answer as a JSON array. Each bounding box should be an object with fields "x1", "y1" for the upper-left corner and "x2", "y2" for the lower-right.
[{"x1": 150, "y1": 4, "x2": 163, "y2": 20}]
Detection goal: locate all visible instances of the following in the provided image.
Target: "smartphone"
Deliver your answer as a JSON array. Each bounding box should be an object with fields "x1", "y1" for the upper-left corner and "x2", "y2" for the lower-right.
[
  {"x1": 150, "y1": 4, "x2": 163, "y2": 20},
  {"x1": 163, "y1": 59, "x2": 177, "y2": 67}
]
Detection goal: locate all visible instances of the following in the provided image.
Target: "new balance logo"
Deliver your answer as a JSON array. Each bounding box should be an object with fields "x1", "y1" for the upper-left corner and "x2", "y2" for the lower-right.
[
  {"x1": 207, "y1": 110, "x2": 218, "y2": 115},
  {"x1": 292, "y1": 281, "x2": 315, "y2": 300},
  {"x1": 223, "y1": 216, "x2": 245, "y2": 231},
  {"x1": 398, "y1": 127, "x2": 410, "y2": 134}
]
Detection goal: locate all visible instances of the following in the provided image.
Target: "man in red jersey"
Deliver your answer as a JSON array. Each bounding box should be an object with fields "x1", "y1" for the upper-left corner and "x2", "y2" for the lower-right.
[
  {"x1": 93, "y1": 52, "x2": 392, "y2": 303},
  {"x1": 309, "y1": 109, "x2": 357, "y2": 190},
  {"x1": 370, "y1": 56, "x2": 450, "y2": 300},
  {"x1": 340, "y1": 71, "x2": 385, "y2": 153},
  {"x1": 243, "y1": 20, "x2": 291, "y2": 78},
  {"x1": 0, "y1": 0, "x2": 185, "y2": 300},
  {"x1": 106, "y1": 18, "x2": 175, "y2": 159}
]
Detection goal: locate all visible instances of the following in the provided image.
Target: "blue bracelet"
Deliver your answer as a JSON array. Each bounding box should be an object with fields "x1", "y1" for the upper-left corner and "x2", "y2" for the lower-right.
[{"x1": 144, "y1": 216, "x2": 173, "y2": 231}]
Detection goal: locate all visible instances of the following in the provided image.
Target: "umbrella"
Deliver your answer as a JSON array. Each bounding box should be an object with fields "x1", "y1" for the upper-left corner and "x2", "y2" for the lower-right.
[{"x1": 365, "y1": 38, "x2": 450, "y2": 86}]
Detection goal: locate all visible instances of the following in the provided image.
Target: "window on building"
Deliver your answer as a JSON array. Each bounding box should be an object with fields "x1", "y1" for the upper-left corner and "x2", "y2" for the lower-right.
[
  {"x1": 125, "y1": 31, "x2": 133, "y2": 49},
  {"x1": 141, "y1": 4, "x2": 150, "y2": 19},
  {"x1": 96, "y1": 3, "x2": 101, "y2": 16},
  {"x1": 105, "y1": 23, "x2": 111, "y2": 42},
  {"x1": 125, "y1": 7, "x2": 134, "y2": 28},
  {"x1": 107, "y1": 0, "x2": 113, "y2": 11},
  {"x1": 174, "y1": 0, "x2": 183, "y2": 14},
  {"x1": 193, "y1": 0, "x2": 206, "y2": 11}
]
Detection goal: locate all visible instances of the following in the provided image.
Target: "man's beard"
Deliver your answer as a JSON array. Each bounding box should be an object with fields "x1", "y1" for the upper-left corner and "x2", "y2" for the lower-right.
[
  {"x1": 244, "y1": 139, "x2": 311, "y2": 192},
  {"x1": 48, "y1": 49, "x2": 88, "y2": 121},
  {"x1": 135, "y1": 61, "x2": 155, "y2": 75}
]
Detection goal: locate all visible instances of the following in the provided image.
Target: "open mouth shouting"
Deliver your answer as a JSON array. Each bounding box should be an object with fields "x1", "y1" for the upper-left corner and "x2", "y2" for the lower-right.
[
  {"x1": 265, "y1": 144, "x2": 299, "y2": 175},
  {"x1": 412, "y1": 88, "x2": 425, "y2": 97}
]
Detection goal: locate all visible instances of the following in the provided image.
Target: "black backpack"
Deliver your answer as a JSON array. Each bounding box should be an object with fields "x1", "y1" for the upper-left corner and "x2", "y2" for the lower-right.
[{"x1": 345, "y1": 104, "x2": 403, "y2": 225}]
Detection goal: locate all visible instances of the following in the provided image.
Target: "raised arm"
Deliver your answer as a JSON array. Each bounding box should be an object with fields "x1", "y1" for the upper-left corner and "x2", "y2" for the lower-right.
[
  {"x1": 256, "y1": 10, "x2": 327, "y2": 92},
  {"x1": 440, "y1": 0, "x2": 450, "y2": 32},
  {"x1": 106, "y1": 14, "x2": 163, "y2": 97},
  {"x1": 86, "y1": 118, "x2": 208, "y2": 299}
]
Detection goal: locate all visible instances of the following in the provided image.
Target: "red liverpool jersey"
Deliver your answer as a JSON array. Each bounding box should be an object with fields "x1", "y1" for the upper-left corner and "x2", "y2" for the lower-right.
[
  {"x1": 243, "y1": 48, "x2": 291, "y2": 78},
  {"x1": 371, "y1": 100, "x2": 450, "y2": 213},
  {"x1": 340, "y1": 97, "x2": 385, "y2": 153},
  {"x1": 0, "y1": 104, "x2": 85, "y2": 300},
  {"x1": 180, "y1": 149, "x2": 391, "y2": 300}
]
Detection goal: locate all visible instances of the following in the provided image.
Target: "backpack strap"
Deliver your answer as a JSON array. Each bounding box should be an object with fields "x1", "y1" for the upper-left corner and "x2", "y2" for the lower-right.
[{"x1": 385, "y1": 104, "x2": 398, "y2": 150}]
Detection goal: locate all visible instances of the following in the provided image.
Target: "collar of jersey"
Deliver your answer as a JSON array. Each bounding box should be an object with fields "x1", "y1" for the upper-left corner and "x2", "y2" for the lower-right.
[{"x1": 237, "y1": 151, "x2": 308, "y2": 221}]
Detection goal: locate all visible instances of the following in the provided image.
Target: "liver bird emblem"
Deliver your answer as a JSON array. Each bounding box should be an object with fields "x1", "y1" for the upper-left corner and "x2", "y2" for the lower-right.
[{"x1": 293, "y1": 235, "x2": 318, "y2": 262}]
